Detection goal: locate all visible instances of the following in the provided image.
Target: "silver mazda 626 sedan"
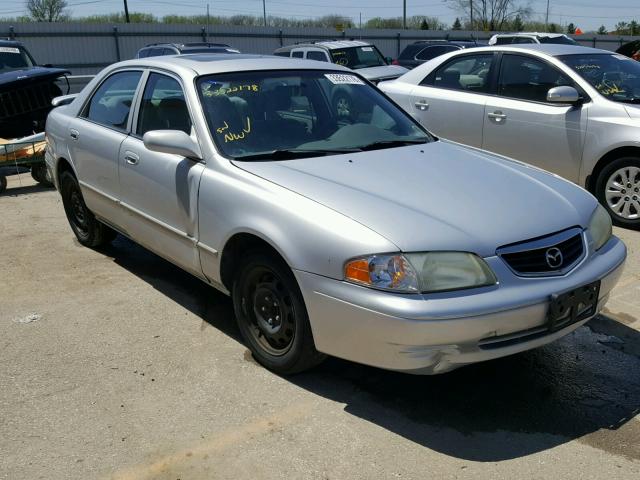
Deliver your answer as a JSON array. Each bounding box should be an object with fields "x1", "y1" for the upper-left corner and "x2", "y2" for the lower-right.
[{"x1": 45, "y1": 54, "x2": 626, "y2": 375}]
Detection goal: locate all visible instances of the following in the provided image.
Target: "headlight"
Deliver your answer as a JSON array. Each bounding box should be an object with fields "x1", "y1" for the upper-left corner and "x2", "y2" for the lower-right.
[
  {"x1": 588, "y1": 204, "x2": 612, "y2": 251},
  {"x1": 344, "y1": 252, "x2": 497, "y2": 293},
  {"x1": 344, "y1": 254, "x2": 419, "y2": 292}
]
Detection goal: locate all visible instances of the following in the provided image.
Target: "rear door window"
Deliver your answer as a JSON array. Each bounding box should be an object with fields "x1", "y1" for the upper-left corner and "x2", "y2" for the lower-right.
[
  {"x1": 425, "y1": 54, "x2": 493, "y2": 92},
  {"x1": 83, "y1": 70, "x2": 142, "y2": 130},
  {"x1": 291, "y1": 51, "x2": 304, "y2": 58},
  {"x1": 306, "y1": 51, "x2": 329, "y2": 62}
]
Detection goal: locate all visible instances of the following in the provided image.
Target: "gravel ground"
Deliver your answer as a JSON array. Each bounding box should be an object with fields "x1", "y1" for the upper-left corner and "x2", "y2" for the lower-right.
[{"x1": 1, "y1": 175, "x2": 640, "y2": 480}]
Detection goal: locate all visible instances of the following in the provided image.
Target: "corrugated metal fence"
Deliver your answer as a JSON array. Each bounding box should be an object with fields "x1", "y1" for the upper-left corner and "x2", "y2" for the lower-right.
[{"x1": 3, "y1": 22, "x2": 639, "y2": 77}]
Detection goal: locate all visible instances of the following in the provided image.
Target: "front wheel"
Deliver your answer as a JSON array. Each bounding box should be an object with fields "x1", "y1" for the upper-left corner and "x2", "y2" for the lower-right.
[
  {"x1": 60, "y1": 171, "x2": 117, "y2": 247},
  {"x1": 595, "y1": 156, "x2": 640, "y2": 229},
  {"x1": 232, "y1": 252, "x2": 325, "y2": 375}
]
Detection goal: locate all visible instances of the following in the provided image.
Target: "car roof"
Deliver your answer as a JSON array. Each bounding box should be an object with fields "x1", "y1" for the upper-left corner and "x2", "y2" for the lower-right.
[
  {"x1": 0, "y1": 39, "x2": 23, "y2": 47},
  {"x1": 142, "y1": 42, "x2": 231, "y2": 49},
  {"x1": 492, "y1": 32, "x2": 568, "y2": 38},
  {"x1": 276, "y1": 40, "x2": 371, "y2": 52},
  {"x1": 112, "y1": 54, "x2": 353, "y2": 76},
  {"x1": 471, "y1": 44, "x2": 609, "y2": 56}
]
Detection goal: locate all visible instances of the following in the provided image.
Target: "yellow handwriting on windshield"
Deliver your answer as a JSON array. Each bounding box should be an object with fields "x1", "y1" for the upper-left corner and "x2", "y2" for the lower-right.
[
  {"x1": 596, "y1": 80, "x2": 625, "y2": 95},
  {"x1": 221, "y1": 117, "x2": 252, "y2": 143}
]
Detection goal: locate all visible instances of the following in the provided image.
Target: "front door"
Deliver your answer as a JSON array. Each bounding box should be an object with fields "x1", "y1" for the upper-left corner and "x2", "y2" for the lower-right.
[
  {"x1": 482, "y1": 53, "x2": 588, "y2": 182},
  {"x1": 119, "y1": 71, "x2": 205, "y2": 277}
]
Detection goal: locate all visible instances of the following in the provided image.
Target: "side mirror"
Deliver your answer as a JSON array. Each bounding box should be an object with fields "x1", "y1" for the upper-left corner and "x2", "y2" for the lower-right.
[
  {"x1": 51, "y1": 94, "x2": 77, "y2": 107},
  {"x1": 547, "y1": 86, "x2": 581, "y2": 104},
  {"x1": 143, "y1": 130, "x2": 202, "y2": 160},
  {"x1": 42, "y1": 63, "x2": 53, "y2": 68},
  {"x1": 385, "y1": 56, "x2": 393, "y2": 64}
]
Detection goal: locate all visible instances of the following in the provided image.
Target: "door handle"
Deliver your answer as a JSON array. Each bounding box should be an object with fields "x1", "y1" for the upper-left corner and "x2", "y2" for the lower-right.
[
  {"x1": 124, "y1": 151, "x2": 139, "y2": 165},
  {"x1": 69, "y1": 129, "x2": 79, "y2": 140},
  {"x1": 414, "y1": 100, "x2": 429, "y2": 111},
  {"x1": 487, "y1": 111, "x2": 507, "y2": 122}
]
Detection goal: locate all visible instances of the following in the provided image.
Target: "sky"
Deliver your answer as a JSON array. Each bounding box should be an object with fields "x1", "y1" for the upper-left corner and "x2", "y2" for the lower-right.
[{"x1": 0, "y1": 0, "x2": 637, "y2": 32}]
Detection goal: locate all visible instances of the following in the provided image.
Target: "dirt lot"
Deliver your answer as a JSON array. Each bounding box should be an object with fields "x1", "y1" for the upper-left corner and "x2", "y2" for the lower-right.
[{"x1": 2, "y1": 175, "x2": 640, "y2": 480}]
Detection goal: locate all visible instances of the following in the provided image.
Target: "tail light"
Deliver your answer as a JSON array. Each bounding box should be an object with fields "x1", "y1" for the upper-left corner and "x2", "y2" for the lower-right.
[{"x1": 391, "y1": 59, "x2": 399, "y2": 65}]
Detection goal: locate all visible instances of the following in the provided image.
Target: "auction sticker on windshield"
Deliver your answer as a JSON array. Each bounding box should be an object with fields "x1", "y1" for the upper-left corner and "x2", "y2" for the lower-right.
[
  {"x1": 0, "y1": 47, "x2": 20, "y2": 54},
  {"x1": 324, "y1": 73, "x2": 365, "y2": 85}
]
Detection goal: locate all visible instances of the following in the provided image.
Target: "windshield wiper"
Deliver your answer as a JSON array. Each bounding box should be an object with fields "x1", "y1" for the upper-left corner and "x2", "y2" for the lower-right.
[
  {"x1": 233, "y1": 147, "x2": 360, "y2": 161},
  {"x1": 356, "y1": 139, "x2": 429, "y2": 151}
]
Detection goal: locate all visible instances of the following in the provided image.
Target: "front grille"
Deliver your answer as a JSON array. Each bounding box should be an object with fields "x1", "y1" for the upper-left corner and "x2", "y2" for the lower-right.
[
  {"x1": 0, "y1": 81, "x2": 59, "y2": 120},
  {"x1": 498, "y1": 228, "x2": 585, "y2": 276}
]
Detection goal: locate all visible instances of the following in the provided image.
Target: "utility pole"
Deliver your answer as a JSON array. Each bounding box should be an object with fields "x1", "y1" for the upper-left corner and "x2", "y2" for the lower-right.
[
  {"x1": 206, "y1": 3, "x2": 210, "y2": 41},
  {"x1": 263, "y1": 0, "x2": 267, "y2": 27},
  {"x1": 123, "y1": 0, "x2": 130, "y2": 23},
  {"x1": 359, "y1": 12, "x2": 362, "y2": 29},
  {"x1": 403, "y1": 0, "x2": 406, "y2": 29},
  {"x1": 469, "y1": 0, "x2": 473, "y2": 31},
  {"x1": 545, "y1": 0, "x2": 550, "y2": 32}
]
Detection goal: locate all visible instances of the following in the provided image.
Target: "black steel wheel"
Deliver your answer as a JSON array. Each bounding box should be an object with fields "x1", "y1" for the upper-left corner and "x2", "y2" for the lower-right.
[
  {"x1": 60, "y1": 171, "x2": 117, "y2": 247},
  {"x1": 232, "y1": 252, "x2": 325, "y2": 374}
]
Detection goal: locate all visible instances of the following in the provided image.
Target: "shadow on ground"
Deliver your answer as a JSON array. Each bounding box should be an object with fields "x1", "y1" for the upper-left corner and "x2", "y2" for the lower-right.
[
  {"x1": 102, "y1": 235, "x2": 640, "y2": 463},
  {"x1": 0, "y1": 183, "x2": 53, "y2": 197}
]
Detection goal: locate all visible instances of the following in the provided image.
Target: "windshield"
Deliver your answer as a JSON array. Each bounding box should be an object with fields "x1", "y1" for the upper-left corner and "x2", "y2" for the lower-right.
[
  {"x1": 0, "y1": 46, "x2": 34, "y2": 72},
  {"x1": 330, "y1": 46, "x2": 387, "y2": 69},
  {"x1": 196, "y1": 70, "x2": 430, "y2": 160},
  {"x1": 538, "y1": 35, "x2": 578, "y2": 45},
  {"x1": 560, "y1": 53, "x2": 640, "y2": 104}
]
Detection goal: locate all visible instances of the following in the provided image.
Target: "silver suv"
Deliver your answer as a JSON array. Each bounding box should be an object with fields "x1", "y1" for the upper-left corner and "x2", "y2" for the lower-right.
[{"x1": 380, "y1": 44, "x2": 640, "y2": 228}]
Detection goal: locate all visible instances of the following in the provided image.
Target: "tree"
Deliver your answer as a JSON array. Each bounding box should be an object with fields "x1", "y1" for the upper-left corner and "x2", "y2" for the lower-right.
[
  {"x1": 512, "y1": 14, "x2": 524, "y2": 31},
  {"x1": 452, "y1": 17, "x2": 462, "y2": 30},
  {"x1": 446, "y1": 0, "x2": 530, "y2": 31},
  {"x1": 420, "y1": 18, "x2": 429, "y2": 30},
  {"x1": 630, "y1": 20, "x2": 639, "y2": 36},
  {"x1": 597, "y1": 25, "x2": 607, "y2": 35},
  {"x1": 26, "y1": 0, "x2": 68, "y2": 22},
  {"x1": 566, "y1": 22, "x2": 576, "y2": 34},
  {"x1": 614, "y1": 21, "x2": 629, "y2": 34}
]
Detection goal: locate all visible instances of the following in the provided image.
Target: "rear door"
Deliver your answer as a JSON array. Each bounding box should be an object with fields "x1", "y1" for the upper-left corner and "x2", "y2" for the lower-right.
[
  {"x1": 482, "y1": 53, "x2": 588, "y2": 182},
  {"x1": 410, "y1": 52, "x2": 495, "y2": 147},
  {"x1": 66, "y1": 70, "x2": 143, "y2": 223},
  {"x1": 118, "y1": 70, "x2": 205, "y2": 276}
]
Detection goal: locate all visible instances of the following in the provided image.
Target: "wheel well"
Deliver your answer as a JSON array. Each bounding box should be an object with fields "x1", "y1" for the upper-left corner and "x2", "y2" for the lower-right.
[
  {"x1": 219, "y1": 233, "x2": 286, "y2": 292},
  {"x1": 56, "y1": 157, "x2": 74, "y2": 183},
  {"x1": 587, "y1": 147, "x2": 640, "y2": 193}
]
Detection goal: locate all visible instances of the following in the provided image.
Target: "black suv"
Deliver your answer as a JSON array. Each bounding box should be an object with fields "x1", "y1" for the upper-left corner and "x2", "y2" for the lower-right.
[
  {"x1": 394, "y1": 40, "x2": 482, "y2": 69},
  {"x1": 0, "y1": 39, "x2": 69, "y2": 138},
  {"x1": 135, "y1": 42, "x2": 240, "y2": 58}
]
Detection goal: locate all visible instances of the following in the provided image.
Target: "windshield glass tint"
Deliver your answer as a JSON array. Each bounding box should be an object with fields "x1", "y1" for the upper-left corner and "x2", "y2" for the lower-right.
[
  {"x1": 196, "y1": 70, "x2": 429, "y2": 160},
  {"x1": 0, "y1": 46, "x2": 34, "y2": 71},
  {"x1": 330, "y1": 46, "x2": 386, "y2": 69},
  {"x1": 561, "y1": 53, "x2": 640, "y2": 103}
]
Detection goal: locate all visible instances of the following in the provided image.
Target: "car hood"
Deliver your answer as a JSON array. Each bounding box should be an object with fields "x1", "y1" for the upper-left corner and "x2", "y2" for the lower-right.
[
  {"x1": 233, "y1": 142, "x2": 597, "y2": 257},
  {"x1": 355, "y1": 65, "x2": 408, "y2": 81},
  {"x1": 0, "y1": 66, "x2": 70, "y2": 91}
]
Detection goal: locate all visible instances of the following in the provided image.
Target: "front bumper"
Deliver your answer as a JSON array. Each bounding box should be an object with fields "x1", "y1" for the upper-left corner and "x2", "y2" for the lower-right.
[{"x1": 295, "y1": 236, "x2": 626, "y2": 374}]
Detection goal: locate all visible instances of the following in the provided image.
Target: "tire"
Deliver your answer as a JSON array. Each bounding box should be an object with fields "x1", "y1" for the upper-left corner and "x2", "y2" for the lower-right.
[
  {"x1": 60, "y1": 171, "x2": 117, "y2": 247},
  {"x1": 595, "y1": 156, "x2": 640, "y2": 230},
  {"x1": 0, "y1": 175, "x2": 6, "y2": 194},
  {"x1": 31, "y1": 164, "x2": 53, "y2": 186},
  {"x1": 232, "y1": 252, "x2": 326, "y2": 375}
]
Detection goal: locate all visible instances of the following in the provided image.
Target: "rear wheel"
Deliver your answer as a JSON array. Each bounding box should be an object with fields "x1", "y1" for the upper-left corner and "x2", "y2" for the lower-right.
[
  {"x1": 60, "y1": 171, "x2": 117, "y2": 247},
  {"x1": 595, "y1": 156, "x2": 640, "y2": 230},
  {"x1": 31, "y1": 164, "x2": 53, "y2": 186},
  {"x1": 232, "y1": 252, "x2": 325, "y2": 374}
]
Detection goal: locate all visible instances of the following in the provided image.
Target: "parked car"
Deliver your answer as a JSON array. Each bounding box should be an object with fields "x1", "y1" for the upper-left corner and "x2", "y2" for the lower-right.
[
  {"x1": 394, "y1": 40, "x2": 482, "y2": 69},
  {"x1": 135, "y1": 42, "x2": 240, "y2": 58},
  {"x1": 0, "y1": 39, "x2": 70, "y2": 140},
  {"x1": 379, "y1": 44, "x2": 640, "y2": 229},
  {"x1": 489, "y1": 32, "x2": 578, "y2": 46},
  {"x1": 273, "y1": 40, "x2": 407, "y2": 83},
  {"x1": 616, "y1": 40, "x2": 640, "y2": 60},
  {"x1": 274, "y1": 40, "x2": 407, "y2": 120},
  {"x1": 45, "y1": 54, "x2": 625, "y2": 375}
]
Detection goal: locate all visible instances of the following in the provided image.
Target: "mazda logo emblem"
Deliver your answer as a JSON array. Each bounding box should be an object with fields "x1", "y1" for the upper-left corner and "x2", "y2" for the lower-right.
[{"x1": 545, "y1": 247, "x2": 564, "y2": 269}]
